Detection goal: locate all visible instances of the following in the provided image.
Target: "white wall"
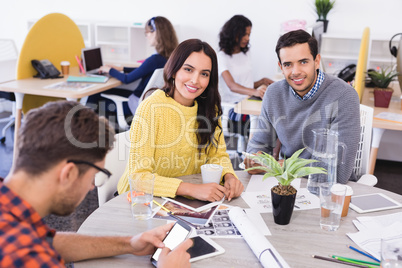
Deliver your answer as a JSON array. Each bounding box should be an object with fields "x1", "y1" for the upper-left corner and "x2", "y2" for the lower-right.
[{"x1": 1, "y1": 0, "x2": 402, "y2": 80}]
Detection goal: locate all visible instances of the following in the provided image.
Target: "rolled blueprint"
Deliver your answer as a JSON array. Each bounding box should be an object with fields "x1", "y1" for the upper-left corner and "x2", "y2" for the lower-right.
[{"x1": 228, "y1": 207, "x2": 290, "y2": 268}]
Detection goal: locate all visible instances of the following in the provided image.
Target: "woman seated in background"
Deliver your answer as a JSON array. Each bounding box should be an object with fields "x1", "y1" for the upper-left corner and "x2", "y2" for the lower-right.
[
  {"x1": 117, "y1": 39, "x2": 244, "y2": 202},
  {"x1": 218, "y1": 15, "x2": 274, "y2": 135},
  {"x1": 88, "y1": 16, "x2": 178, "y2": 115}
]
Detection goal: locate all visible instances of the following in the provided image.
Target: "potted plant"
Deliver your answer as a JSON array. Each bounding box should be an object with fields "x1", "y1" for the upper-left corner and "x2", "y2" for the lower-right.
[
  {"x1": 314, "y1": 0, "x2": 335, "y2": 32},
  {"x1": 367, "y1": 68, "x2": 399, "y2": 108},
  {"x1": 245, "y1": 148, "x2": 326, "y2": 225}
]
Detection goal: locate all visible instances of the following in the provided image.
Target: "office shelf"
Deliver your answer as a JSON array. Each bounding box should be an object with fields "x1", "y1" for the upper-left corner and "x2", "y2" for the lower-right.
[
  {"x1": 94, "y1": 22, "x2": 153, "y2": 64},
  {"x1": 320, "y1": 33, "x2": 398, "y2": 75}
]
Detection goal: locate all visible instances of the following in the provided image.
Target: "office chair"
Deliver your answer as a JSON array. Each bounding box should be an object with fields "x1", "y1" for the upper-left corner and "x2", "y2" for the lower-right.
[
  {"x1": 355, "y1": 104, "x2": 378, "y2": 186},
  {"x1": 138, "y1": 68, "x2": 164, "y2": 102},
  {"x1": 354, "y1": 27, "x2": 370, "y2": 102},
  {"x1": 95, "y1": 131, "x2": 130, "y2": 206},
  {"x1": 0, "y1": 39, "x2": 18, "y2": 143},
  {"x1": 101, "y1": 68, "x2": 165, "y2": 130}
]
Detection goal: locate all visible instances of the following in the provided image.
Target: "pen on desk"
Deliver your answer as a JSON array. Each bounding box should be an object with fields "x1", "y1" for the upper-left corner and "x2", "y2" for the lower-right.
[
  {"x1": 312, "y1": 255, "x2": 372, "y2": 268},
  {"x1": 347, "y1": 245, "x2": 381, "y2": 263},
  {"x1": 332, "y1": 255, "x2": 380, "y2": 266}
]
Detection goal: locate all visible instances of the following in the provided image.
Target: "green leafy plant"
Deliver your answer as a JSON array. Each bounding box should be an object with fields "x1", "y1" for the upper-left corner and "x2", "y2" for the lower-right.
[
  {"x1": 315, "y1": 0, "x2": 336, "y2": 20},
  {"x1": 367, "y1": 68, "x2": 399, "y2": 89},
  {"x1": 245, "y1": 148, "x2": 326, "y2": 195}
]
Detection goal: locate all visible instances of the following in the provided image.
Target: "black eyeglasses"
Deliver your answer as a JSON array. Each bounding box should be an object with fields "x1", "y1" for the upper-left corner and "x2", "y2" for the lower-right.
[{"x1": 67, "y1": 160, "x2": 112, "y2": 187}]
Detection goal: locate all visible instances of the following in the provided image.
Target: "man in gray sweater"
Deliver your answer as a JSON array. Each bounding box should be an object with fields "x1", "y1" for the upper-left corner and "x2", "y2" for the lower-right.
[{"x1": 245, "y1": 29, "x2": 360, "y2": 184}]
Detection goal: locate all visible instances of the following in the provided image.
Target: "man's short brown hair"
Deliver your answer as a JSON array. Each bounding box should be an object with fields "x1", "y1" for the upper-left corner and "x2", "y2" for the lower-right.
[{"x1": 14, "y1": 101, "x2": 115, "y2": 176}]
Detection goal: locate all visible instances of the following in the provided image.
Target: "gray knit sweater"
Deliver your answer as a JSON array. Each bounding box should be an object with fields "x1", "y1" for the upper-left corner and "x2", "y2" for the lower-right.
[{"x1": 247, "y1": 73, "x2": 360, "y2": 183}]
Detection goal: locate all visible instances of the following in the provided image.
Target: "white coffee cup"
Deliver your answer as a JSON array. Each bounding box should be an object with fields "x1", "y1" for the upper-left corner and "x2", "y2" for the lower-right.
[{"x1": 201, "y1": 164, "x2": 223, "y2": 184}]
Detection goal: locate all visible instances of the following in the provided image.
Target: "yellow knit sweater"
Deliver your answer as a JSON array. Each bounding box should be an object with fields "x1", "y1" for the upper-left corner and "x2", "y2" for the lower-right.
[{"x1": 117, "y1": 90, "x2": 238, "y2": 197}]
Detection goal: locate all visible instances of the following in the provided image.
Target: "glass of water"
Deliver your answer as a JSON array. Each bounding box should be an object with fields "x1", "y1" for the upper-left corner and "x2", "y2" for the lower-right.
[
  {"x1": 320, "y1": 183, "x2": 346, "y2": 231},
  {"x1": 381, "y1": 237, "x2": 402, "y2": 268},
  {"x1": 129, "y1": 173, "x2": 155, "y2": 220}
]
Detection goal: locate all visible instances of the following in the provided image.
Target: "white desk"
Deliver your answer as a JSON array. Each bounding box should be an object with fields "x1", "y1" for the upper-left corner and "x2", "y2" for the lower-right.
[{"x1": 75, "y1": 171, "x2": 402, "y2": 268}]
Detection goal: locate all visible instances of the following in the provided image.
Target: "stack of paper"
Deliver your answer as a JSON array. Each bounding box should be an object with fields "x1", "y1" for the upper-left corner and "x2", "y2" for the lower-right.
[{"x1": 347, "y1": 211, "x2": 402, "y2": 260}]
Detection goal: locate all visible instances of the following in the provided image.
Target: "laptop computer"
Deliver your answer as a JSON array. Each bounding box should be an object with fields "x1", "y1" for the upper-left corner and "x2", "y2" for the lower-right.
[{"x1": 81, "y1": 47, "x2": 109, "y2": 77}]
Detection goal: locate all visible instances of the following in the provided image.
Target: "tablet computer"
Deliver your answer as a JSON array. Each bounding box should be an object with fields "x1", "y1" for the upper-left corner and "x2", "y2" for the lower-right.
[
  {"x1": 350, "y1": 193, "x2": 402, "y2": 213},
  {"x1": 188, "y1": 235, "x2": 225, "y2": 262}
]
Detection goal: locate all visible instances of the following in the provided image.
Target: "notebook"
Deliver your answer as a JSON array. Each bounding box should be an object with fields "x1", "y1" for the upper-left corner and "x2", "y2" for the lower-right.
[
  {"x1": 81, "y1": 47, "x2": 109, "y2": 76},
  {"x1": 67, "y1": 75, "x2": 109, "y2": 83}
]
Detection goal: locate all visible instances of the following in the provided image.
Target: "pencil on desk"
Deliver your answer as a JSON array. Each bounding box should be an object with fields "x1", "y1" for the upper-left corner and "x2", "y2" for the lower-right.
[
  {"x1": 332, "y1": 255, "x2": 380, "y2": 266},
  {"x1": 152, "y1": 200, "x2": 171, "y2": 213},
  {"x1": 347, "y1": 245, "x2": 381, "y2": 263},
  {"x1": 312, "y1": 255, "x2": 373, "y2": 268},
  {"x1": 333, "y1": 256, "x2": 378, "y2": 267}
]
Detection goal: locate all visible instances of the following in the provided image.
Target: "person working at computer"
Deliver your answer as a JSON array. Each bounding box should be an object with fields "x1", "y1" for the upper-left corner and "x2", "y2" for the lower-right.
[
  {"x1": 0, "y1": 101, "x2": 192, "y2": 267},
  {"x1": 117, "y1": 39, "x2": 244, "y2": 202},
  {"x1": 89, "y1": 16, "x2": 178, "y2": 115},
  {"x1": 218, "y1": 15, "x2": 274, "y2": 136},
  {"x1": 245, "y1": 29, "x2": 360, "y2": 184}
]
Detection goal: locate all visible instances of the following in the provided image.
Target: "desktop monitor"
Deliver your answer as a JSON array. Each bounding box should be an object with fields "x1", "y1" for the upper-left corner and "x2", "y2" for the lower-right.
[{"x1": 396, "y1": 35, "x2": 402, "y2": 91}]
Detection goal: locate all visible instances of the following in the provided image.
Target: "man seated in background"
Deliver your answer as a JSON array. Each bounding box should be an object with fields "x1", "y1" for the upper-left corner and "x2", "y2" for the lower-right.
[
  {"x1": 245, "y1": 30, "x2": 360, "y2": 184},
  {"x1": 0, "y1": 101, "x2": 191, "y2": 267}
]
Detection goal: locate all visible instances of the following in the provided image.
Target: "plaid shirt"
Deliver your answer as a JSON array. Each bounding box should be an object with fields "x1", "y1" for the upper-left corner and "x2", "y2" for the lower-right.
[
  {"x1": 0, "y1": 183, "x2": 64, "y2": 267},
  {"x1": 291, "y1": 69, "x2": 325, "y2": 100}
]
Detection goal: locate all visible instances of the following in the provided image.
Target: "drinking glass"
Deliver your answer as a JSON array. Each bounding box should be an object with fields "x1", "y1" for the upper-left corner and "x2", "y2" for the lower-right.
[
  {"x1": 129, "y1": 173, "x2": 155, "y2": 220},
  {"x1": 381, "y1": 237, "x2": 402, "y2": 268},
  {"x1": 320, "y1": 183, "x2": 346, "y2": 231}
]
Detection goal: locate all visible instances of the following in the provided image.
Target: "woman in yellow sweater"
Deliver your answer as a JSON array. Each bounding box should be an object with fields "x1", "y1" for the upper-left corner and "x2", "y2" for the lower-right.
[{"x1": 117, "y1": 39, "x2": 244, "y2": 202}]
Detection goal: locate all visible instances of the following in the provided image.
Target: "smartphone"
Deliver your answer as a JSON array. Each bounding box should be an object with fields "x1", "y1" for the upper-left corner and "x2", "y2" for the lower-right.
[{"x1": 150, "y1": 221, "x2": 192, "y2": 266}]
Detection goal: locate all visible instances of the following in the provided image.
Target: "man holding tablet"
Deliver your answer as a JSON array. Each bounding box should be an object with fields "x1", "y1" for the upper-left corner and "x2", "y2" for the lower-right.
[{"x1": 0, "y1": 101, "x2": 191, "y2": 267}]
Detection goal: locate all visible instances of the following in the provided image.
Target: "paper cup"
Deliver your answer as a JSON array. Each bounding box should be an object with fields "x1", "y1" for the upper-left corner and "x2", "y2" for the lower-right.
[
  {"x1": 61, "y1": 61, "x2": 70, "y2": 75},
  {"x1": 341, "y1": 185, "x2": 353, "y2": 217}
]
